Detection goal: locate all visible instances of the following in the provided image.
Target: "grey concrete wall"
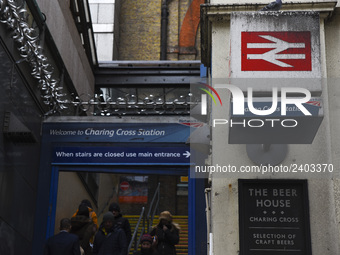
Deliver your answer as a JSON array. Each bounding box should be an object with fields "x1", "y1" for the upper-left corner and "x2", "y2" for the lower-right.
[{"x1": 35, "y1": 0, "x2": 94, "y2": 96}]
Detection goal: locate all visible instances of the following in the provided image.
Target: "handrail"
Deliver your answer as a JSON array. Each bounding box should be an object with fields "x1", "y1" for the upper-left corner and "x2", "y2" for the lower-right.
[
  {"x1": 128, "y1": 207, "x2": 145, "y2": 254},
  {"x1": 128, "y1": 183, "x2": 161, "y2": 254},
  {"x1": 147, "y1": 182, "x2": 161, "y2": 232}
]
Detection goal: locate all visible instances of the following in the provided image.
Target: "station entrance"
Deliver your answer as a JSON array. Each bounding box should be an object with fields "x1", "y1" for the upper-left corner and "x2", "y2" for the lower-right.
[
  {"x1": 33, "y1": 117, "x2": 207, "y2": 255},
  {"x1": 53, "y1": 169, "x2": 189, "y2": 254}
]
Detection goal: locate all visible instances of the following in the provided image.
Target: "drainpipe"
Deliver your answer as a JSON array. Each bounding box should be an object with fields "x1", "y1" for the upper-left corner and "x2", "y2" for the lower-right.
[
  {"x1": 205, "y1": 187, "x2": 213, "y2": 255},
  {"x1": 160, "y1": 0, "x2": 168, "y2": 60}
]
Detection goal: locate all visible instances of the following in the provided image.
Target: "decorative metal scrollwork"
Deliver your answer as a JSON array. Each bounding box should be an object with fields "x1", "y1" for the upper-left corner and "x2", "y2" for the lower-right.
[
  {"x1": 0, "y1": 0, "x2": 68, "y2": 115},
  {"x1": 69, "y1": 92, "x2": 197, "y2": 116}
]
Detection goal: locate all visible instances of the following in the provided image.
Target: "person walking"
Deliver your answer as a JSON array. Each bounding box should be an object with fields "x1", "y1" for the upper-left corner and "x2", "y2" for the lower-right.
[
  {"x1": 44, "y1": 218, "x2": 81, "y2": 255},
  {"x1": 108, "y1": 202, "x2": 132, "y2": 244},
  {"x1": 73, "y1": 199, "x2": 98, "y2": 229},
  {"x1": 93, "y1": 212, "x2": 127, "y2": 255},
  {"x1": 133, "y1": 234, "x2": 159, "y2": 255},
  {"x1": 150, "y1": 211, "x2": 180, "y2": 255},
  {"x1": 71, "y1": 204, "x2": 97, "y2": 255}
]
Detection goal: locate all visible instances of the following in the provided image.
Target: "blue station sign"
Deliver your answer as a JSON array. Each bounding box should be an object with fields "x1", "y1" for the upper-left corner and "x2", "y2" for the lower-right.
[
  {"x1": 43, "y1": 122, "x2": 194, "y2": 143},
  {"x1": 53, "y1": 146, "x2": 191, "y2": 165}
]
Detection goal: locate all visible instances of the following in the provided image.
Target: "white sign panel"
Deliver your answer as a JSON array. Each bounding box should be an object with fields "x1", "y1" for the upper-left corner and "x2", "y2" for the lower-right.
[{"x1": 230, "y1": 12, "x2": 321, "y2": 92}]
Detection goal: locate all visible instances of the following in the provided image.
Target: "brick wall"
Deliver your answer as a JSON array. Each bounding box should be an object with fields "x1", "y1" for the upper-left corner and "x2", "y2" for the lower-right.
[
  {"x1": 119, "y1": 0, "x2": 161, "y2": 60},
  {"x1": 118, "y1": 0, "x2": 202, "y2": 60}
]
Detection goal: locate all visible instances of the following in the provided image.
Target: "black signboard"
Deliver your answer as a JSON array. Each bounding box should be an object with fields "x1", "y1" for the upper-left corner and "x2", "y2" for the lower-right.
[{"x1": 238, "y1": 179, "x2": 312, "y2": 255}]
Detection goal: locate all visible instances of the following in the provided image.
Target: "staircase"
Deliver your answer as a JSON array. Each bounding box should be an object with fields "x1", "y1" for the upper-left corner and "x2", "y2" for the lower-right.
[
  {"x1": 126, "y1": 215, "x2": 189, "y2": 255},
  {"x1": 173, "y1": 215, "x2": 188, "y2": 255},
  {"x1": 126, "y1": 215, "x2": 145, "y2": 255}
]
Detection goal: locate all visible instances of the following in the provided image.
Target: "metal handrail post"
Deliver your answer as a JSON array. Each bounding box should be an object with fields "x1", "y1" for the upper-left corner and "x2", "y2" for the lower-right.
[
  {"x1": 128, "y1": 207, "x2": 145, "y2": 254},
  {"x1": 147, "y1": 182, "x2": 161, "y2": 231}
]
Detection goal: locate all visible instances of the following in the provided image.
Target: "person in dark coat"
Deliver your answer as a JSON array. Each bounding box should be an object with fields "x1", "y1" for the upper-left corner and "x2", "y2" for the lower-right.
[
  {"x1": 72, "y1": 199, "x2": 98, "y2": 246},
  {"x1": 150, "y1": 211, "x2": 180, "y2": 255},
  {"x1": 133, "y1": 234, "x2": 159, "y2": 255},
  {"x1": 93, "y1": 212, "x2": 127, "y2": 255},
  {"x1": 72, "y1": 199, "x2": 99, "y2": 229},
  {"x1": 44, "y1": 218, "x2": 81, "y2": 255},
  {"x1": 109, "y1": 202, "x2": 132, "y2": 244},
  {"x1": 71, "y1": 204, "x2": 97, "y2": 255}
]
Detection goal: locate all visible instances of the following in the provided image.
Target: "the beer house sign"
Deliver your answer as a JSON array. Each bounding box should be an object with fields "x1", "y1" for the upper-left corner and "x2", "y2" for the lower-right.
[{"x1": 238, "y1": 180, "x2": 312, "y2": 255}]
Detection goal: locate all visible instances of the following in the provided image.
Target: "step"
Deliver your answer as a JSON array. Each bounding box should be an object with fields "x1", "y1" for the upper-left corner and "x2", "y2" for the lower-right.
[{"x1": 127, "y1": 215, "x2": 189, "y2": 255}]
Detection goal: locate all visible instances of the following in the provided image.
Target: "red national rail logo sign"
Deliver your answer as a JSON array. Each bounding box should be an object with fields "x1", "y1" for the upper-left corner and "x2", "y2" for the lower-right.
[{"x1": 241, "y1": 31, "x2": 312, "y2": 71}]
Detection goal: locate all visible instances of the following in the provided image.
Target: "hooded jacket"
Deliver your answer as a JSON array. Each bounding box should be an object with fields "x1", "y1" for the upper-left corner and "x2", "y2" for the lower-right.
[
  {"x1": 114, "y1": 212, "x2": 132, "y2": 244},
  {"x1": 109, "y1": 202, "x2": 132, "y2": 245},
  {"x1": 72, "y1": 207, "x2": 98, "y2": 228},
  {"x1": 93, "y1": 225, "x2": 127, "y2": 255}
]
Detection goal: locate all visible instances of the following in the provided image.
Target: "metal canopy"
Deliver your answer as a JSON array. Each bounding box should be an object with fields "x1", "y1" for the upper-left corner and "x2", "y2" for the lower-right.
[{"x1": 95, "y1": 61, "x2": 201, "y2": 86}]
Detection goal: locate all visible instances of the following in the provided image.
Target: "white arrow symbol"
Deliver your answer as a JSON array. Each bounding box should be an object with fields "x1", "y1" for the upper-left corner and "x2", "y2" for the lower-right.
[
  {"x1": 247, "y1": 35, "x2": 306, "y2": 67},
  {"x1": 183, "y1": 151, "x2": 191, "y2": 158}
]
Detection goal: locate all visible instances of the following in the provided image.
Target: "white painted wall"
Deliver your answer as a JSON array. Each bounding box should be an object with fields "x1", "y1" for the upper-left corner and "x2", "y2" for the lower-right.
[
  {"x1": 325, "y1": 8, "x2": 340, "y2": 244},
  {"x1": 89, "y1": 0, "x2": 115, "y2": 61},
  {"x1": 207, "y1": 7, "x2": 340, "y2": 255}
]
